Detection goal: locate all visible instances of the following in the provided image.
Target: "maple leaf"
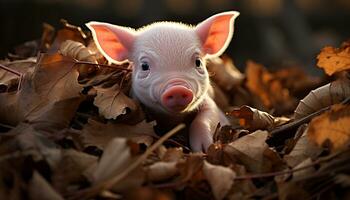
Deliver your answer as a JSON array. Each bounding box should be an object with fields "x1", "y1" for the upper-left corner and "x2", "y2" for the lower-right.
[
  {"x1": 317, "y1": 41, "x2": 350, "y2": 76},
  {"x1": 307, "y1": 104, "x2": 350, "y2": 151}
]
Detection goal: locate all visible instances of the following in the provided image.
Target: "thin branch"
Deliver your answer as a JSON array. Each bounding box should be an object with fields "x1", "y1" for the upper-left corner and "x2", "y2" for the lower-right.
[{"x1": 74, "y1": 60, "x2": 132, "y2": 71}]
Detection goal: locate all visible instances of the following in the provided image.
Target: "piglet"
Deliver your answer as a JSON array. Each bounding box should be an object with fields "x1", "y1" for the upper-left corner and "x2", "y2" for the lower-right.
[{"x1": 86, "y1": 11, "x2": 239, "y2": 152}]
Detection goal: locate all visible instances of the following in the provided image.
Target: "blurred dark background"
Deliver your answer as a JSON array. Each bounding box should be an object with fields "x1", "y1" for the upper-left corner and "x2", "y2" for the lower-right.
[{"x1": 1, "y1": 0, "x2": 350, "y2": 75}]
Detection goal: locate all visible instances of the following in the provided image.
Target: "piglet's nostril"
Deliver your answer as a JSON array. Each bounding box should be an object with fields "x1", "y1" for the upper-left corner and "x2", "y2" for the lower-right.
[{"x1": 161, "y1": 86, "x2": 194, "y2": 111}]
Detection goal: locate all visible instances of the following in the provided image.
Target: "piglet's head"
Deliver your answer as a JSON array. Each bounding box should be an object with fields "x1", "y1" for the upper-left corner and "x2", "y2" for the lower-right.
[{"x1": 86, "y1": 11, "x2": 239, "y2": 114}]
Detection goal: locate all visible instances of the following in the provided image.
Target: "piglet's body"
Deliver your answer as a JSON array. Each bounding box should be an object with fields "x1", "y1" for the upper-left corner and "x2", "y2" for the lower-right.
[{"x1": 87, "y1": 11, "x2": 239, "y2": 152}]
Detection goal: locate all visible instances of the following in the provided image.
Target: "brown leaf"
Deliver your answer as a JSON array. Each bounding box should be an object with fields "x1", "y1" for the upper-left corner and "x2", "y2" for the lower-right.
[
  {"x1": 52, "y1": 150, "x2": 98, "y2": 194},
  {"x1": 224, "y1": 130, "x2": 284, "y2": 173},
  {"x1": 284, "y1": 126, "x2": 322, "y2": 167},
  {"x1": 93, "y1": 84, "x2": 138, "y2": 120},
  {"x1": 29, "y1": 171, "x2": 64, "y2": 200},
  {"x1": 48, "y1": 20, "x2": 87, "y2": 53},
  {"x1": 80, "y1": 119, "x2": 156, "y2": 149},
  {"x1": 307, "y1": 104, "x2": 350, "y2": 151},
  {"x1": 230, "y1": 105, "x2": 289, "y2": 131},
  {"x1": 202, "y1": 160, "x2": 236, "y2": 200},
  {"x1": 0, "y1": 53, "x2": 84, "y2": 135},
  {"x1": 245, "y1": 60, "x2": 297, "y2": 114},
  {"x1": 207, "y1": 56, "x2": 245, "y2": 91},
  {"x1": 89, "y1": 138, "x2": 145, "y2": 192},
  {"x1": 273, "y1": 66, "x2": 322, "y2": 98},
  {"x1": 317, "y1": 41, "x2": 350, "y2": 75},
  {"x1": 294, "y1": 78, "x2": 350, "y2": 119}
]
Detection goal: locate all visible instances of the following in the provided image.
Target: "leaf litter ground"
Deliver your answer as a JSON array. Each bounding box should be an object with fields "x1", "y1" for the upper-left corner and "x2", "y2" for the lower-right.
[{"x1": 0, "y1": 20, "x2": 350, "y2": 200}]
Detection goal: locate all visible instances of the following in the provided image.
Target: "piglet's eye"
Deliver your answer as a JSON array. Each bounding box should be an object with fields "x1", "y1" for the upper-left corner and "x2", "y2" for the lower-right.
[
  {"x1": 195, "y1": 58, "x2": 202, "y2": 67},
  {"x1": 141, "y1": 62, "x2": 150, "y2": 71}
]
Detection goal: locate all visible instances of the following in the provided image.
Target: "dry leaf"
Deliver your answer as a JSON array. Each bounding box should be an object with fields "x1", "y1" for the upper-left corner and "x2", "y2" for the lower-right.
[
  {"x1": 52, "y1": 149, "x2": 98, "y2": 193},
  {"x1": 284, "y1": 126, "x2": 322, "y2": 167},
  {"x1": 202, "y1": 160, "x2": 236, "y2": 200},
  {"x1": 294, "y1": 78, "x2": 350, "y2": 119},
  {"x1": 0, "y1": 53, "x2": 84, "y2": 135},
  {"x1": 273, "y1": 66, "x2": 322, "y2": 98},
  {"x1": 317, "y1": 41, "x2": 350, "y2": 75},
  {"x1": 0, "y1": 58, "x2": 36, "y2": 90},
  {"x1": 89, "y1": 137, "x2": 144, "y2": 192},
  {"x1": 307, "y1": 104, "x2": 350, "y2": 151},
  {"x1": 207, "y1": 56, "x2": 245, "y2": 91},
  {"x1": 145, "y1": 161, "x2": 178, "y2": 182},
  {"x1": 245, "y1": 60, "x2": 297, "y2": 114},
  {"x1": 230, "y1": 105, "x2": 289, "y2": 131},
  {"x1": 93, "y1": 84, "x2": 138, "y2": 119},
  {"x1": 80, "y1": 119, "x2": 156, "y2": 149},
  {"x1": 224, "y1": 130, "x2": 284, "y2": 173},
  {"x1": 48, "y1": 20, "x2": 87, "y2": 53},
  {"x1": 29, "y1": 171, "x2": 64, "y2": 200}
]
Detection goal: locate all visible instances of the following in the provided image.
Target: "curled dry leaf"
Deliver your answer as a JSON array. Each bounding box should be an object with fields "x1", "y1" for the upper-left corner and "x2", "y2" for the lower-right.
[
  {"x1": 307, "y1": 104, "x2": 350, "y2": 152},
  {"x1": 294, "y1": 78, "x2": 350, "y2": 119},
  {"x1": 245, "y1": 60, "x2": 296, "y2": 114},
  {"x1": 207, "y1": 56, "x2": 245, "y2": 91},
  {"x1": 202, "y1": 160, "x2": 236, "y2": 200},
  {"x1": 93, "y1": 84, "x2": 138, "y2": 120},
  {"x1": 89, "y1": 137, "x2": 144, "y2": 192},
  {"x1": 224, "y1": 130, "x2": 284, "y2": 173},
  {"x1": 317, "y1": 41, "x2": 350, "y2": 75},
  {"x1": 81, "y1": 119, "x2": 156, "y2": 149},
  {"x1": 230, "y1": 105, "x2": 289, "y2": 131},
  {"x1": 145, "y1": 161, "x2": 178, "y2": 182}
]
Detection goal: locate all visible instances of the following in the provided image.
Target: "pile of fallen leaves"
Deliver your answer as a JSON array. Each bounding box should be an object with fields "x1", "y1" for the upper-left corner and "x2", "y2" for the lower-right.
[{"x1": 0, "y1": 20, "x2": 349, "y2": 200}]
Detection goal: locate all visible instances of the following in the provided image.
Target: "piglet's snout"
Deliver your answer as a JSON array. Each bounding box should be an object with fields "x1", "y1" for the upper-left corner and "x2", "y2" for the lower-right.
[{"x1": 161, "y1": 85, "x2": 193, "y2": 112}]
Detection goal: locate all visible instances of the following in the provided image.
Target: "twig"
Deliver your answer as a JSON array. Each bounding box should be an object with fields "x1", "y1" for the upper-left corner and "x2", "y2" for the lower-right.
[
  {"x1": 67, "y1": 123, "x2": 186, "y2": 200},
  {"x1": 267, "y1": 97, "x2": 350, "y2": 146},
  {"x1": 74, "y1": 60, "x2": 132, "y2": 71},
  {"x1": 0, "y1": 63, "x2": 24, "y2": 91}
]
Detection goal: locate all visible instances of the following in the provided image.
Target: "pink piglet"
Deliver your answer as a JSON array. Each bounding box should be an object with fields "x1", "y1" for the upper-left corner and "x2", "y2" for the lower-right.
[{"x1": 86, "y1": 11, "x2": 240, "y2": 152}]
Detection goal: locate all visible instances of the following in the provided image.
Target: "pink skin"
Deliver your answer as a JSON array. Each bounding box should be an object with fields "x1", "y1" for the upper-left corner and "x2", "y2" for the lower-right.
[{"x1": 86, "y1": 11, "x2": 239, "y2": 152}]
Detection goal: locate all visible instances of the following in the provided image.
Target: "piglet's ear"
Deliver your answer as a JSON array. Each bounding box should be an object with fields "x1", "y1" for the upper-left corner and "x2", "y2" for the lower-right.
[
  {"x1": 195, "y1": 11, "x2": 239, "y2": 58},
  {"x1": 86, "y1": 22, "x2": 136, "y2": 64}
]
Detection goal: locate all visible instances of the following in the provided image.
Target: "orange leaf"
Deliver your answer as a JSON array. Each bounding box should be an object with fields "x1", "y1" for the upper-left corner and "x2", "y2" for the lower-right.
[
  {"x1": 307, "y1": 104, "x2": 350, "y2": 151},
  {"x1": 317, "y1": 41, "x2": 350, "y2": 75}
]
